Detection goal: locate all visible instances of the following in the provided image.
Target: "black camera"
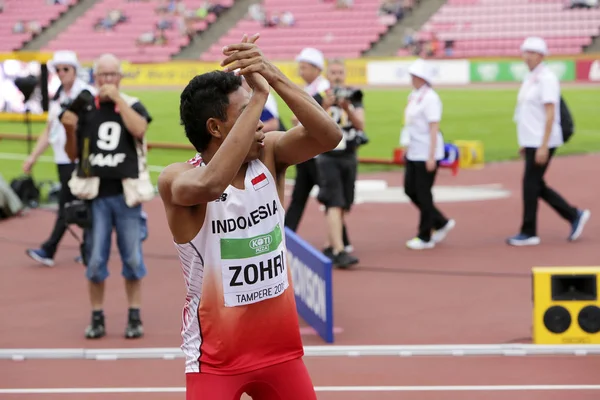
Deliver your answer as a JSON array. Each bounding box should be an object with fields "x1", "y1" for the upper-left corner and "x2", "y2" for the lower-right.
[
  {"x1": 68, "y1": 89, "x2": 95, "y2": 115},
  {"x1": 332, "y1": 86, "x2": 363, "y2": 104},
  {"x1": 355, "y1": 130, "x2": 369, "y2": 146}
]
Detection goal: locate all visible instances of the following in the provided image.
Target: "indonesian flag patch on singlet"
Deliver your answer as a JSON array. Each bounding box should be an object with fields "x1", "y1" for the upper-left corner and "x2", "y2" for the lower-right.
[{"x1": 251, "y1": 172, "x2": 268, "y2": 191}]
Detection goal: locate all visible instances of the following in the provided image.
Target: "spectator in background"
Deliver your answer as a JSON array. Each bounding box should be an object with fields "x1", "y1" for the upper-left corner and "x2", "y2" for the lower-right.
[
  {"x1": 13, "y1": 20, "x2": 25, "y2": 34},
  {"x1": 380, "y1": 0, "x2": 403, "y2": 19},
  {"x1": 94, "y1": 9, "x2": 127, "y2": 31},
  {"x1": 285, "y1": 47, "x2": 330, "y2": 233},
  {"x1": 336, "y1": 0, "x2": 353, "y2": 8},
  {"x1": 400, "y1": 58, "x2": 455, "y2": 250},
  {"x1": 281, "y1": 11, "x2": 295, "y2": 26},
  {"x1": 568, "y1": 0, "x2": 598, "y2": 8},
  {"x1": 403, "y1": 28, "x2": 416, "y2": 51},
  {"x1": 24, "y1": 51, "x2": 95, "y2": 267},
  {"x1": 444, "y1": 40, "x2": 454, "y2": 57},
  {"x1": 60, "y1": 53, "x2": 154, "y2": 339},
  {"x1": 507, "y1": 37, "x2": 590, "y2": 246},
  {"x1": 317, "y1": 59, "x2": 363, "y2": 267},
  {"x1": 248, "y1": 3, "x2": 265, "y2": 21}
]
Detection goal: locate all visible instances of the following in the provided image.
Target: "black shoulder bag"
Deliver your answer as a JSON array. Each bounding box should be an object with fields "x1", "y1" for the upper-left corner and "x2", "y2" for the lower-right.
[{"x1": 560, "y1": 96, "x2": 574, "y2": 143}]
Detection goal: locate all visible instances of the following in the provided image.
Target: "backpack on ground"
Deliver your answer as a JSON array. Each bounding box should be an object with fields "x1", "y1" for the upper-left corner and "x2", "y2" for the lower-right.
[
  {"x1": 10, "y1": 175, "x2": 40, "y2": 208},
  {"x1": 0, "y1": 174, "x2": 24, "y2": 219}
]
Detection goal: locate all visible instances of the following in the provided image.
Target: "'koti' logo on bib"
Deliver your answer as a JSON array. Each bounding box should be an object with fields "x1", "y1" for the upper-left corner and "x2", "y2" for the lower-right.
[{"x1": 250, "y1": 234, "x2": 272, "y2": 254}]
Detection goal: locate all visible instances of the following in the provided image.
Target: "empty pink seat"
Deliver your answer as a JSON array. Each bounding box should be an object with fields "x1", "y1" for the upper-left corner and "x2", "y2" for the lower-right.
[
  {"x1": 418, "y1": 0, "x2": 596, "y2": 57},
  {"x1": 202, "y1": 0, "x2": 390, "y2": 62},
  {"x1": 41, "y1": 0, "x2": 230, "y2": 62},
  {"x1": 0, "y1": 0, "x2": 76, "y2": 51}
]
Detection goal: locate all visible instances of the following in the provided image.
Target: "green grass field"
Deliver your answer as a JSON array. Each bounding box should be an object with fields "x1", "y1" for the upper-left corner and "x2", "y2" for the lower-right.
[{"x1": 0, "y1": 86, "x2": 598, "y2": 185}]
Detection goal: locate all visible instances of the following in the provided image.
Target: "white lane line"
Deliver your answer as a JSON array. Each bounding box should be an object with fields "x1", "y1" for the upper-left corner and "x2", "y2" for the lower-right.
[
  {"x1": 1, "y1": 385, "x2": 600, "y2": 394},
  {"x1": 2, "y1": 344, "x2": 600, "y2": 360}
]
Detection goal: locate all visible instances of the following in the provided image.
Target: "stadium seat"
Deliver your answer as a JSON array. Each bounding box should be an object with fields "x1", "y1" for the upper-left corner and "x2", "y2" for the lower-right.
[
  {"x1": 200, "y1": 0, "x2": 389, "y2": 61},
  {"x1": 42, "y1": 0, "x2": 232, "y2": 63},
  {"x1": 0, "y1": 0, "x2": 76, "y2": 52},
  {"x1": 414, "y1": 0, "x2": 600, "y2": 57}
]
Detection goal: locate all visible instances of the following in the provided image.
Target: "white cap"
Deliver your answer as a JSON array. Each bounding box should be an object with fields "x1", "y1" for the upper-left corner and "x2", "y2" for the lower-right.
[
  {"x1": 520, "y1": 37, "x2": 548, "y2": 56},
  {"x1": 296, "y1": 47, "x2": 325, "y2": 70},
  {"x1": 408, "y1": 58, "x2": 433, "y2": 84},
  {"x1": 49, "y1": 50, "x2": 80, "y2": 71}
]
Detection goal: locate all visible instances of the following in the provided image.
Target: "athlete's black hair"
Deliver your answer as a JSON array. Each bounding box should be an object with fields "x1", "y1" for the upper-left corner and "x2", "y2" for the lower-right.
[{"x1": 180, "y1": 71, "x2": 243, "y2": 152}]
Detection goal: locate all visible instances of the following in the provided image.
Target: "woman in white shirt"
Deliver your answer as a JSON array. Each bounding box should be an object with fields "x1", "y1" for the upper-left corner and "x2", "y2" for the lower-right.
[
  {"x1": 401, "y1": 58, "x2": 455, "y2": 250},
  {"x1": 507, "y1": 37, "x2": 590, "y2": 246}
]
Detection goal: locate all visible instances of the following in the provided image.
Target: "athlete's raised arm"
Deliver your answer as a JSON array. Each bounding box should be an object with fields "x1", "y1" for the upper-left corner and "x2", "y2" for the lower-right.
[
  {"x1": 221, "y1": 41, "x2": 342, "y2": 168},
  {"x1": 158, "y1": 71, "x2": 270, "y2": 207}
]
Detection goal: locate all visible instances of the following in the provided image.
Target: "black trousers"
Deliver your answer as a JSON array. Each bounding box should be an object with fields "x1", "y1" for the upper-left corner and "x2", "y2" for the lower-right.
[
  {"x1": 41, "y1": 163, "x2": 84, "y2": 257},
  {"x1": 520, "y1": 147, "x2": 578, "y2": 236},
  {"x1": 404, "y1": 160, "x2": 448, "y2": 242},
  {"x1": 285, "y1": 158, "x2": 319, "y2": 232}
]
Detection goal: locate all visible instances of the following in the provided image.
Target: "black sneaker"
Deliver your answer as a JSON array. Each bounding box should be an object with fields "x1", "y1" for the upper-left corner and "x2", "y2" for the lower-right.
[
  {"x1": 125, "y1": 319, "x2": 144, "y2": 339},
  {"x1": 322, "y1": 247, "x2": 334, "y2": 259},
  {"x1": 85, "y1": 321, "x2": 106, "y2": 339},
  {"x1": 333, "y1": 250, "x2": 359, "y2": 269}
]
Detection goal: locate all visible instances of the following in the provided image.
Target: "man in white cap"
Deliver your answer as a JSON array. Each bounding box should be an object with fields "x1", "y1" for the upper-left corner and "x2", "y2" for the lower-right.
[
  {"x1": 24, "y1": 50, "x2": 96, "y2": 267},
  {"x1": 507, "y1": 37, "x2": 590, "y2": 246},
  {"x1": 284, "y1": 47, "x2": 331, "y2": 233},
  {"x1": 401, "y1": 58, "x2": 454, "y2": 250}
]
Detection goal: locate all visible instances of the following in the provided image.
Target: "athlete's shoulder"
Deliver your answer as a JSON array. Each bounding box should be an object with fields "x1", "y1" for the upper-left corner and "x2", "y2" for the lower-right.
[{"x1": 157, "y1": 158, "x2": 198, "y2": 199}]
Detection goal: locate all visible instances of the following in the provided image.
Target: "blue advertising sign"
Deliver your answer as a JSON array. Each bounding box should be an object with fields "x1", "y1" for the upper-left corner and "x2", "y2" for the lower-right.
[{"x1": 285, "y1": 227, "x2": 334, "y2": 343}]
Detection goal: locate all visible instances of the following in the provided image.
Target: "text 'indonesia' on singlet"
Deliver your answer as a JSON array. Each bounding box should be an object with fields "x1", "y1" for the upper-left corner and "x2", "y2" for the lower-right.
[{"x1": 174, "y1": 154, "x2": 304, "y2": 375}]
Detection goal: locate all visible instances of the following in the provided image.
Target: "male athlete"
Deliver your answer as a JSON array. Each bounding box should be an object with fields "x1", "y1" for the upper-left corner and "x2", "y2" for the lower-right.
[{"x1": 157, "y1": 34, "x2": 342, "y2": 400}]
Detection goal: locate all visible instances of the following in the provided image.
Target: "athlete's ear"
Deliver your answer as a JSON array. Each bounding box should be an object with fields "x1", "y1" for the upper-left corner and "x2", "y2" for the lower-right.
[{"x1": 206, "y1": 118, "x2": 223, "y2": 140}]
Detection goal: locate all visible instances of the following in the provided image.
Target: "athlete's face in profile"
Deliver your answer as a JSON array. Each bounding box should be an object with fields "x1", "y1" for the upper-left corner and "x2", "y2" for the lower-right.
[{"x1": 212, "y1": 86, "x2": 265, "y2": 162}]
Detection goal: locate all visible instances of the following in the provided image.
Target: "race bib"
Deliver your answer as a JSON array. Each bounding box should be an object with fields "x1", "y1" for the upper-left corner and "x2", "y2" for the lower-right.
[{"x1": 220, "y1": 224, "x2": 289, "y2": 307}]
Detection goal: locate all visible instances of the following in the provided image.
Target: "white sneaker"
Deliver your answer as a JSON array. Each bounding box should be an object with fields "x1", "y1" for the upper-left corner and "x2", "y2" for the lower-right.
[
  {"x1": 406, "y1": 237, "x2": 435, "y2": 250},
  {"x1": 432, "y1": 219, "x2": 456, "y2": 244}
]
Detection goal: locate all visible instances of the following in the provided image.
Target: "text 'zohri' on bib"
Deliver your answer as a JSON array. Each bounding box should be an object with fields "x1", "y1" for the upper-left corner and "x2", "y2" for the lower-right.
[{"x1": 220, "y1": 223, "x2": 289, "y2": 307}]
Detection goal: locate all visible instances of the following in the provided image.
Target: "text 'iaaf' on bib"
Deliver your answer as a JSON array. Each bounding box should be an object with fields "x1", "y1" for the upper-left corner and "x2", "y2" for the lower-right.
[{"x1": 220, "y1": 223, "x2": 289, "y2": 307}]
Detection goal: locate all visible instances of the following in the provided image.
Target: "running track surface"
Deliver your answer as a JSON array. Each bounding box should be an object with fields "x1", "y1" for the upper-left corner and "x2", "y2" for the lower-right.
[{"x1": 1, "y1": 154, "x2": 600, "y2": 399}]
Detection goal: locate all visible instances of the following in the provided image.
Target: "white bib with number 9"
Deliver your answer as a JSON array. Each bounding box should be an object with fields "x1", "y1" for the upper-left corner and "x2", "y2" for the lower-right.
[{"x1": 97, "y1": 121, "x2": 122, "y2": 151}]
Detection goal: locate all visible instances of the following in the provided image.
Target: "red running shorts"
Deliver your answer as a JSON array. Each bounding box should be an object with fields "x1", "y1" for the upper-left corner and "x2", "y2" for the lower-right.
[{"x1": 185, "y1": 357, "x2": 316, "y2": 400}]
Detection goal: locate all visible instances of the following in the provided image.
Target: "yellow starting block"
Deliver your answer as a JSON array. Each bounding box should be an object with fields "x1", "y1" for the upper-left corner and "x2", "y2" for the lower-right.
[
  {"x1": 453, "y1": 140, "x2": 484, "y2": 169},
  {"x1": 532, "y1": 266, "x2": 600, "y2": 344}
]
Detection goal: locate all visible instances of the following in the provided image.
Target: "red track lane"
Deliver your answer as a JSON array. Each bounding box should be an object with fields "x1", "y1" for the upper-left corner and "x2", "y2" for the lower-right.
[
  {"x1": 2, "y1": 155, "x2": 600, "y2": 400},
  {"x1": 1, "y1": 356, "x2": 600, "y2": 399}
]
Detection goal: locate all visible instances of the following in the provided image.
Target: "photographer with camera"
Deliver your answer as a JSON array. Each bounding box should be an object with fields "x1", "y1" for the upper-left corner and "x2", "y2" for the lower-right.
[
  {"x1": 316, "y1": 59, "x2": 365, "y2": 268},
  {"x1": 60, "y1": 53, "x2": 154, "y2": 340},
  {"x1": 284, "y1": 47, "x2": 331, "y2": 233},
  {"x1": 24, "y1": 51, "x2": 95, "y2": 267}
]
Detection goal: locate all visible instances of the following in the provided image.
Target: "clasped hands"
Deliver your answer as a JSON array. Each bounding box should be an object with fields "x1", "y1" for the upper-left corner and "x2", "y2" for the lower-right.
[{"x1": 221, "y1": 33, "x2": 277, "y2": 97}]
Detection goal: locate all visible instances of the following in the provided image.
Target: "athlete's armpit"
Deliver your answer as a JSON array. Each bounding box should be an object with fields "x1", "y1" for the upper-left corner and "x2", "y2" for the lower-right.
[{"x1": 157, "y1": 162, "x2": 208, "y2": 243}]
